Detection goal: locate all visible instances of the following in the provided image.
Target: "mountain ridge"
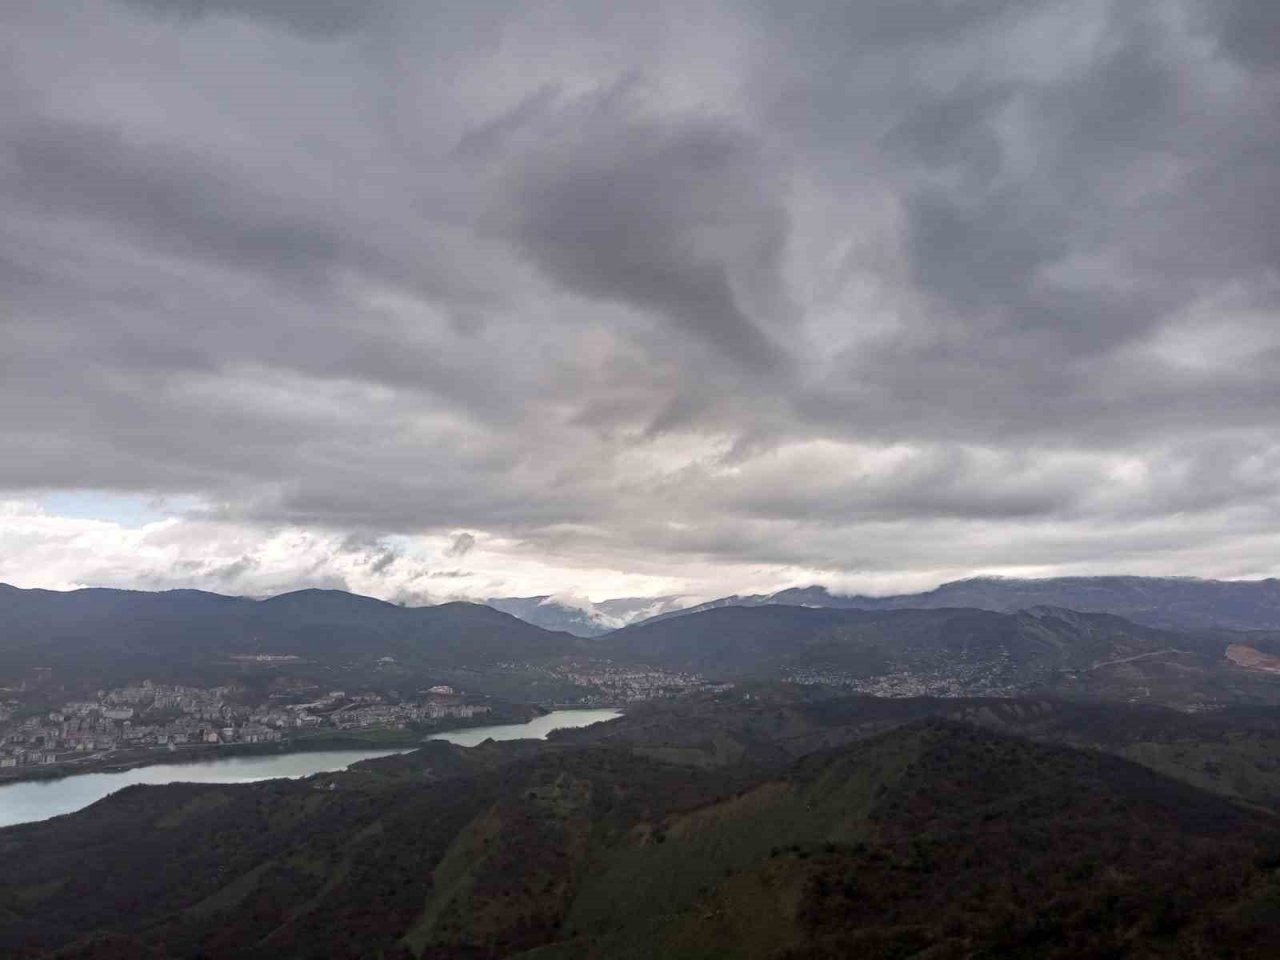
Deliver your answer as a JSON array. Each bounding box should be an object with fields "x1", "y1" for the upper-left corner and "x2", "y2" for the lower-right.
[
  {"x1": 0, "y1": 582, "x2": 579, "y2": 675},
  {"x1": 632, "y1": 574, "x2": 1280, "y2": 632}
]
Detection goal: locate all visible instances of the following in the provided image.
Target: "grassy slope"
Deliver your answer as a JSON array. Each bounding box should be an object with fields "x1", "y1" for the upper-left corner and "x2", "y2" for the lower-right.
[{"x1": 529, "y1": 721, "x2": 1280, "y2": 959}]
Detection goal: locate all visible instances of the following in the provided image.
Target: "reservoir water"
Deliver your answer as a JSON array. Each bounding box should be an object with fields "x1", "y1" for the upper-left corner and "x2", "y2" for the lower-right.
[
  {"x1": 427, "y1": 708, "x2": 620, "y2": 747},
  {"x1": 0, "y1": 708, "x2": 621, "y2": 829}
]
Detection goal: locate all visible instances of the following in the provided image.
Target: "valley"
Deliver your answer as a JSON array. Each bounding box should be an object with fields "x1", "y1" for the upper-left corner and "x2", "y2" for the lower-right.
[
  {"x1": 4, "y1": 685, "x2": 1280, "y2": 958},
  {"x1": 5, "y1": 578, "x2": 1280, "y2": 957}
]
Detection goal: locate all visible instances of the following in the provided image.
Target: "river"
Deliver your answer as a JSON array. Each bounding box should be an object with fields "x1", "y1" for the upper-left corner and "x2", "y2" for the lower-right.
[{"x1": 0, "y1": 708, "x2": 621, "y2": 829}]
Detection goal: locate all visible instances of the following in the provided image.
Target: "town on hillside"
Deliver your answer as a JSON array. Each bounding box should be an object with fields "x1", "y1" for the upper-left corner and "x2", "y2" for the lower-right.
[{"x1": 0, "y1": 679, "x2": 487, "y2": 773}]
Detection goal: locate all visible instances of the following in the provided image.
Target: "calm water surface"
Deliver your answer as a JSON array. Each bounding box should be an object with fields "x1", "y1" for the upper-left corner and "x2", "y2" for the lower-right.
[
  {"x1": 0, "y1": 708, "x2": 621, "y2": 828},
  {"x1": 429, "y1": 708, "x2": 620, "y2": 747}
]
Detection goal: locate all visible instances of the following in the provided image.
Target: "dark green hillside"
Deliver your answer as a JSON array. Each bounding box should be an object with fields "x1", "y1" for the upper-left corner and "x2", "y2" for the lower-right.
[
  {"x1": 5, "y1": 690, "x2": 1280, "y2": 959},
  {"x1": 598, "y1": 602, "x2": 1224, "y2": 693},
  {"x1": 599, "y1": 605, "x2": 883, "y2": 676},
  {"x1": 561, "y1": 687, "x2": 1280, "y2": 813},
  {"x1": 548, "y1": 721, "x2": 1280, "y2": 959},
  {"x1": 0, "y1": 583, "x2": 579, "y2": 680},
  {"x1": 0, "y1": 741, "x2": 750, "y2": 959}
]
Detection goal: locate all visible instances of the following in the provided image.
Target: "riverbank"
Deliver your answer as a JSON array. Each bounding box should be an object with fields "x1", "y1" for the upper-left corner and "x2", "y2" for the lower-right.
[
  {"x1": 0, "y1": 702, "x2": 548, "y2": 786},
  {"x1": 0, "y1": 709, "x2": 622, "y2": 830}
]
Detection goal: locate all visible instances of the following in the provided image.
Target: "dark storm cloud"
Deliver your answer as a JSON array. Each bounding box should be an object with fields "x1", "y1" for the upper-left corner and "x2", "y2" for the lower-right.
[
  {"x1": 118, "y1": 0, "x2": 386, "y2": 37},
  {"x1": 489, "y1": 85, "x2": 792, "y2": 374},
  {"x1": 445, "y1": 533, "x2": 476, "y2": 559},
  {"x1": 776, "y1": 0, "x2": 1026, "y2": 48},
  {"x1": 8, "y1": 119, "x2": 346, "y2": 284},
  {"x1": 1199, "y1": 0, "x2": 1280, "y2": 67},
  {"x1": 782, "y1": 0, "x2": 1280, "y2": 450},
  {"x1": 1, "y1": 0, "x2": 1279, "y2": 597},
  {"x1": 212, "y1": 556, "x2": 258, "y2": 582}
]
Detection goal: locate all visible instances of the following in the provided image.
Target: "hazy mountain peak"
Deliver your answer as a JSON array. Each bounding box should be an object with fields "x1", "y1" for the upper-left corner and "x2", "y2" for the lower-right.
[
  {"x1": 484, "y1": 594, "x2": 689, "y2": 637},
  {"x1": 628, "y1": 574, "x2": 1280, "y2": 632}
]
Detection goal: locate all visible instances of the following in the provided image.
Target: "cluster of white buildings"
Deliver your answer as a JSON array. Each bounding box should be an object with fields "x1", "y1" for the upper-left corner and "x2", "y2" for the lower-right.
[
  {"x1": 279, "y1": 687, "x2": 490, "y2": 731},
  {"x1": 0, "y1": 680, "x2": 497, "y2": 772},
  {"x1": 0, "y1": 681, "x2": 285, "y2": 769},
  {"x1": 548, "y1": 663, "x2": 717, "y2": 702},
  {"x1": 784, "y1": 656, "x2": 1021, "y2": 699}
]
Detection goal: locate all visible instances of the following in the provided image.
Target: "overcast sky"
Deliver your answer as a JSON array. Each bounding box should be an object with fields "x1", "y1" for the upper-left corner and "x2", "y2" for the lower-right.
[{"x1": 2, "y1": 0, "x2": 1278, "y2": 605}]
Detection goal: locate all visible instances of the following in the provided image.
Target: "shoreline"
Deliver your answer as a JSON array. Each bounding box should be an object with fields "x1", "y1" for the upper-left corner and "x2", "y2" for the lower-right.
[{"x1": 0, "y1": 703, "x2": 552, "y2": 786}]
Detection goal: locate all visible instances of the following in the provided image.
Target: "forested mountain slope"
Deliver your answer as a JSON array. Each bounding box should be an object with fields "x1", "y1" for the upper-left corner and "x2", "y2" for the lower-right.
[
  {"x1": 0, "y1": 584, "x2": 577, "y2": 672},
  {"x1": 5, "y1": 690, "x2": 1280, "y2": 959}
]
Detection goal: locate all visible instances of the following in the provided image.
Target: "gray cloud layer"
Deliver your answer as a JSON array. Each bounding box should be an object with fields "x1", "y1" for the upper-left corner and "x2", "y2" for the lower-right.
[{"x1": 1, "y1": 0, "x2": 1278, "y2": 597}]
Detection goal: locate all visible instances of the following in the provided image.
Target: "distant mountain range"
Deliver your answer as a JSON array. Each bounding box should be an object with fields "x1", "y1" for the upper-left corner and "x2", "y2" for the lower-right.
[
  {"x1": 593, "y1": 603, "x2": 1280, "y2": 707},
  {"x1": 483, "y1": 576, "x2": 1280, "y2": 637},
  {"x1": 629, "y1": 575, "x2": 1280, "y2": 632},
  {"x1": 483, "y1": 595, "x2": 687, "y2": 637},
  {"x1": 0, "y1": 584, "x2": 576, "y2": 678},
  {"x1": 597, "y1": 604, "x2": 1189, "y2": 678},
  {"x1": 9, "y1": 577, "x2": 1279, "y2": 657},
  {"x1": 5, "y1": 576, "x2": 1280, "y2": 708}
]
